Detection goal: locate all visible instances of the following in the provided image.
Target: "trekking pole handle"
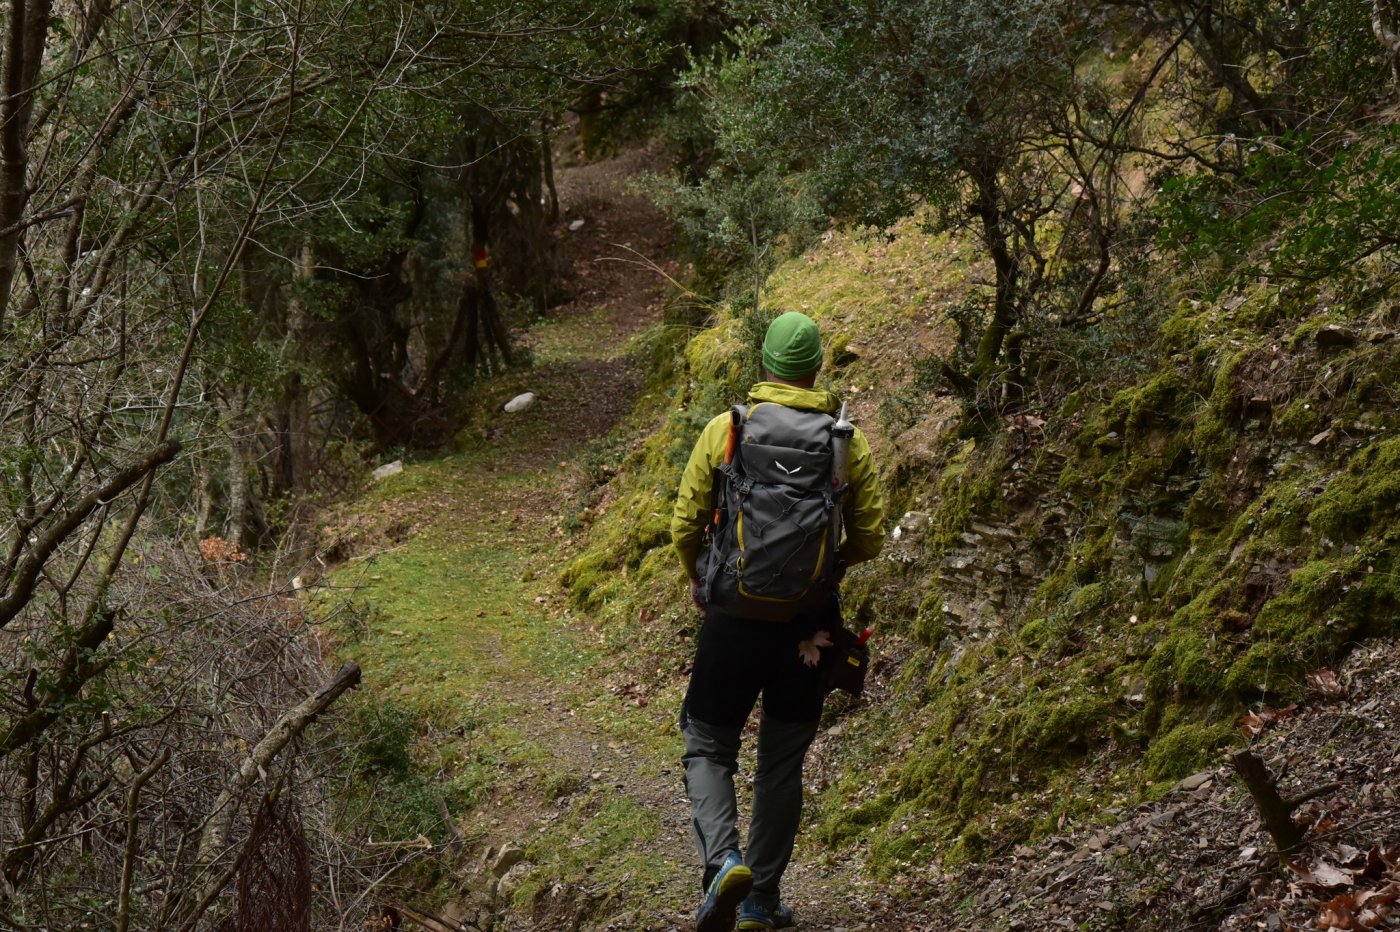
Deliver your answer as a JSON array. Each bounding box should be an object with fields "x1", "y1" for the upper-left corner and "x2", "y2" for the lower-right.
[
  {"x1": 724, "y1": 407, "x2": 742, "y2": 466},
  {"x1": 831, "y1": 402, "x2": 854, "y2": 487},
  {"x1": 829, "y1": 401, "x2": 854, "y2": 565}
]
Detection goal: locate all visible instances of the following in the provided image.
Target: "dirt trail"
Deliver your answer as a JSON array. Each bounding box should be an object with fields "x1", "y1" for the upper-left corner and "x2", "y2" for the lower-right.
[
  {"x1": 327, "y1": 140, "x2": 929, "y2": 931},
  {"x1": 466, "y1": 143, "x2": 697, "y2": 928},
  {"x1": 459, "y1": 141, "x2": 873, "y2": 923}
]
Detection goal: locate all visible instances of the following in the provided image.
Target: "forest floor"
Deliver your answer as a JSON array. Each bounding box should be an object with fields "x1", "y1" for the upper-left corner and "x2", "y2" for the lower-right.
[{"x1": 318, "y1": 141, "x2": 1400, "y2": 932}]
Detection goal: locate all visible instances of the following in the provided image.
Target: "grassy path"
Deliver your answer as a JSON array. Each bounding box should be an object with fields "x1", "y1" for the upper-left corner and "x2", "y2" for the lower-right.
[
  {"x1": 335, "y1": 447, "x2": 692, "y2": 928},
  {"x1": 321, "y1": 145, "x2": 704, "y2": 929}
]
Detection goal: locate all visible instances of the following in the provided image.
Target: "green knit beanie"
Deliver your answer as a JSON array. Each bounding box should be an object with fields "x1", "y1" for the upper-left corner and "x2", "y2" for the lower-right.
[{"x1": 762, "y1": 311, "x2": 823, "y2": 380}]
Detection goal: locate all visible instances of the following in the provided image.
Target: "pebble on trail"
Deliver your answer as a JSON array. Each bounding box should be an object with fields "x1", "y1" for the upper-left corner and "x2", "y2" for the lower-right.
[
  {"x1": 372, "y1": 460, "x2": 403, "y2": 481},
  {"x1": 504, "y1": 392, "x2": 536, "y2": 413}
]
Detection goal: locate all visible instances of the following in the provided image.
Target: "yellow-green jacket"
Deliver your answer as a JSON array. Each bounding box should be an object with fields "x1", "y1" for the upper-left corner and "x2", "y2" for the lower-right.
[{"x1": 672, "y1": 382, "x2": 886, "y2": 579}]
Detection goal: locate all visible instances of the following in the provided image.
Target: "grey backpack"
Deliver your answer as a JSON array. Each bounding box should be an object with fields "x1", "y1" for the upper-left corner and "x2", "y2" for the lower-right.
[{"x1": 699, "y1": 402, "x2": 845, "y2": 621}]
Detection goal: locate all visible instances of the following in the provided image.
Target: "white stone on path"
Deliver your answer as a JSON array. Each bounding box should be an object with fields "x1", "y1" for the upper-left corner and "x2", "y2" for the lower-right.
[
  {"x1": 372, "y1": 460, "x2": 403, "y2": 481},
  {"x1": 504, "y1": 391, "x2": 536, "y2": 413}
]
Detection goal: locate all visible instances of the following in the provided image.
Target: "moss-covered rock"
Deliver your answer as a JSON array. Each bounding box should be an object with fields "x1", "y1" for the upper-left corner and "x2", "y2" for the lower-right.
[
  {"x1": 1310, "y1": 437, "x2": 1400, "y2": 542},
  {"x1": 1143, "y1": 721, "x2": 1234, "y2": 782}
]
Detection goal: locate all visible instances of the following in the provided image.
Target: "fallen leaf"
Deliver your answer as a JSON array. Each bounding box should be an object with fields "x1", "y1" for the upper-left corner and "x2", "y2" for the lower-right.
[
  {"x1": 1237, "y1": 711, "x2": 1268, "y2": 736},
  {"x1": 1236, "y1": 704, "x2": 1298, "y2": 735},
  {"x1": 1317, "y1": 894, "x2": 1358, "y2": 929},
  {"x1": 1290, "y1": 858, "x2": 1355, "y2": 889},
  {"x1": 1307, "y1": 668, "x2": 1348, "y2": 699}
]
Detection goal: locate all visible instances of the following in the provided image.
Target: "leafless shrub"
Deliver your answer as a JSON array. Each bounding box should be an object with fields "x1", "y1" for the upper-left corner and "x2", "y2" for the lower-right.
[
  {"x1": 1, "y1": 1, "x2": 622, "y2": 926},
  {"x1": 233, "y1": 796, "x2": 313, "y2": 932}
]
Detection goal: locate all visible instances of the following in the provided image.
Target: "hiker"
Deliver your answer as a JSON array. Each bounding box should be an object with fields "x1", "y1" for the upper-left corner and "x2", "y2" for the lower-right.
[{"x1": 671, "y1": 311, "x2": 885, "y2": 932}]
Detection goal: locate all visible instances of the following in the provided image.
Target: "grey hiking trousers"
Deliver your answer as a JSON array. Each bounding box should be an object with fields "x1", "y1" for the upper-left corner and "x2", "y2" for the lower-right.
[
  {"x1": 680, "y1": 605, "x2": 828, "y2": 908},
  {"x1": 682, "y1": 713, "x2": 819, "y2": 908}
]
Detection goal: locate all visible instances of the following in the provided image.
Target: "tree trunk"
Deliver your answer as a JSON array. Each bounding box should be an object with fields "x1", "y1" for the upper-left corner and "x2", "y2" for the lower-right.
[
  {"x1": 1375, "y1": 0, "x2": 1400, "y2": 87},
  {"x1": 463, "y1": 140, "x2": 514, "y2": 370},
  {"x1": 1231, "y1": 750, "x2": 1304, "y2": 855},
  {"x1": 968, "y1": 163, "x2": 1018, "y2": 381},
  {"x1": 225, "y1": 431, "x2": 253, "y2": 551},
  {"x1": 285, "y1": 239, "x2": 315, "y2": 490},
  {"x1": 0, "y1": 0, "x2": 56, "y2": 326},
  {"x1": 221, "y1": 401, "x2": 267, "y2": 552},
  {"x1": 461, "y1": 276, "x2": 482, "y2": 372},
  {"x1": 194, "y1": 454, "x2": 216, "y2": 541},
  {"x1": 541, "y1": 117, "x2": 560, "y2": 225}
]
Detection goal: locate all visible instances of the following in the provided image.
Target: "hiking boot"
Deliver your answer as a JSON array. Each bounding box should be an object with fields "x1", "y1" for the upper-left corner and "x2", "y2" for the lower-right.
[
  {"x1": 737, "y1": 898, "x2": 795, "y2": 930},
  {"x1": 695, "y1": 851, "x2": 753, "y2": 932}
]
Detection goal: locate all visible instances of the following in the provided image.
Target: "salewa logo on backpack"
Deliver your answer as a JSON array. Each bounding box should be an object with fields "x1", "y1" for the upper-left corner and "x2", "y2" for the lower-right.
[{"x1": 699, "y1": 402, "x2": 847, "y2": 622}]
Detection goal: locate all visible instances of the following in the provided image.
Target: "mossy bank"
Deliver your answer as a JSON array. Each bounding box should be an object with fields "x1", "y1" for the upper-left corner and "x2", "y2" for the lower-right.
[{"x1": 562, "y1": 132, "x2": 1400, "y2": 884}]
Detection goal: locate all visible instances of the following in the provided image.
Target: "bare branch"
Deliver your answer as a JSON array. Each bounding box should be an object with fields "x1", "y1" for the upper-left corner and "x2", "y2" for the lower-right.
[
  {"x1": 117, "y1": 747, "x2": 171, "y2": 932},
  {"x1": 0, "y1": 439, "x2": 182, "y2": 629}
]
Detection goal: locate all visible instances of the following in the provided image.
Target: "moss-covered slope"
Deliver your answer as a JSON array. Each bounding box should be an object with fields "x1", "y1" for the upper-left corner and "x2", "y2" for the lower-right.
[{"x1": 562, "y1": 131, "x2": 1400, "y2": 878}]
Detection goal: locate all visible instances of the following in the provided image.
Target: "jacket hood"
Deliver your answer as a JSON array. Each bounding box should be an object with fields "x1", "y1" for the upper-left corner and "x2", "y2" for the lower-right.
[{"x1": 747, "y1": 381, "x2": 840, "y2": 414}]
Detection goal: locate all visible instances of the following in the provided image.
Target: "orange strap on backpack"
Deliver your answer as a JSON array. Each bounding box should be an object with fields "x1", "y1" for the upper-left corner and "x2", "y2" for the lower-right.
[{"x1": 714, "y1": 409, "x2": 742, "y2": 527}]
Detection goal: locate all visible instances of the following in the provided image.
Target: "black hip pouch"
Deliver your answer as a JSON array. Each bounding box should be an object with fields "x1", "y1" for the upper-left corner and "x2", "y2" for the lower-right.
[{"x1": 820, "y1": 626, "x2": 869, "y2": 697}]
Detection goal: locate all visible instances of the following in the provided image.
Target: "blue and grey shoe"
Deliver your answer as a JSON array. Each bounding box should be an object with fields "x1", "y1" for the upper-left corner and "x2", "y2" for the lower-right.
[
  {"x1": 737, "y1": 897, "x2": 796, "y2": 930},
  {"x1": 695, "y1": 851, "x2": 753, "y2": 932}
]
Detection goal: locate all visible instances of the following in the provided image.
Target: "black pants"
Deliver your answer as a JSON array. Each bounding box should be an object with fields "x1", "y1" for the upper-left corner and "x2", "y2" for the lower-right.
[{"x1": 682, "y1": 605, "x2": 826, "y2": 729}]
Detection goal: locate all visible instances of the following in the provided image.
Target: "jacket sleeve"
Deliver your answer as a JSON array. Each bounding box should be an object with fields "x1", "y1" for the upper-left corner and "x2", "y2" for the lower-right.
[
  {"x1": 671, "y1": 414, "x2": 731, "y2": 579},
  {"x1": 839, "y1": 427, "x2": 886, "y2": 566}
]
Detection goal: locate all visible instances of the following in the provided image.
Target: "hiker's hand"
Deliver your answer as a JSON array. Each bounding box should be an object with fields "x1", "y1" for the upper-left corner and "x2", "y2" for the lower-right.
[
  {"x1": 797, "y1": 630, "x2": 833, "y2": 668},
  {"x1": 689, "y1": 577, "x2": 707, "y2": 613}
]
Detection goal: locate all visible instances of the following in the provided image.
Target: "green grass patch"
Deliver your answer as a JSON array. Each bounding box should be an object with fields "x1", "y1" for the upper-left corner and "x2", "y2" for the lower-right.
[{"x1": 517, "y1": 792, "x2": 676, "y2": 910}]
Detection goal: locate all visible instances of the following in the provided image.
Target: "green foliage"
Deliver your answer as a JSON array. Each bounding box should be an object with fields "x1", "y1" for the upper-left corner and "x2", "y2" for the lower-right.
[
  {"x1": 1157, "y1": 128, "x2": 1400, "y2": 291},
  {"x1": 642, "y1": 166, "x2": 823, "y2": 296},
  {"x1": 690, "y1": 1, "x2": 1080, "y2": 226},
  {"x1": 334, "y1": 697, "x2": 457, "y2": 843},
  {"x1": 660, "y1": 0, "x2": 1124, "y2": 385},
  {"x1": 348, "y1": 701, "x2": 419, "y2": 777}
]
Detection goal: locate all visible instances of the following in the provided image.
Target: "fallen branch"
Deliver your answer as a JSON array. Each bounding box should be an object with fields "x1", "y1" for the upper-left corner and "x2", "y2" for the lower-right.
[
  {"x1": 1231, "y1": 750, "x2": 1341, "y2": 857},
  {"x1": 386, "y1": 902, "x2": 464, "y2": 932},
  {"x1": 194, "y1": 661, "x2": 362, "y2": 872}
]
